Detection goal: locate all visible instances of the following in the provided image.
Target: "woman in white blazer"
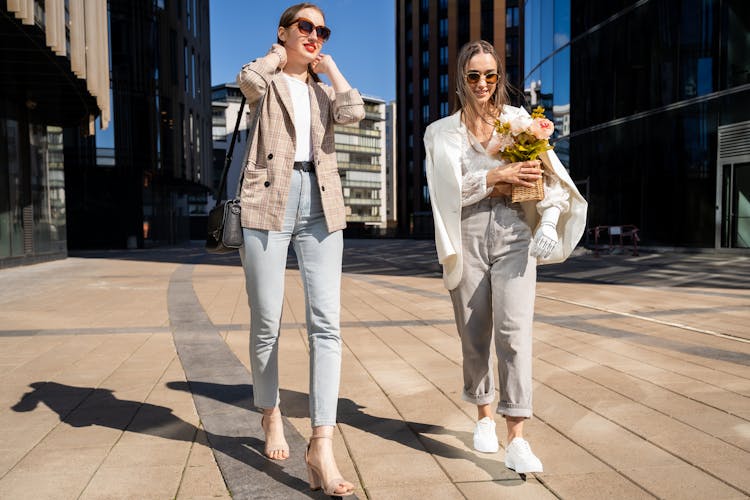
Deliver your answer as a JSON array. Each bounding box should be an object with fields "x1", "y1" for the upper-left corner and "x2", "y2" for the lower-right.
[{"x1": 423, "y1": 40, "x2": 587, "y2": 474}]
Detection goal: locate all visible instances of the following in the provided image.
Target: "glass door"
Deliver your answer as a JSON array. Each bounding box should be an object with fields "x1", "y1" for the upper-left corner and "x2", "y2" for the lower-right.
[{"x1": 721, "y1": 162, "x2": 750, "y2": 248}]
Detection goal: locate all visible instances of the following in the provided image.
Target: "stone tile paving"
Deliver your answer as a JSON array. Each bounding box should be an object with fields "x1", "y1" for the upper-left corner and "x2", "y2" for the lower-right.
[{"x1": 0, "y1": 241, "x2": 748, "y2": 499}]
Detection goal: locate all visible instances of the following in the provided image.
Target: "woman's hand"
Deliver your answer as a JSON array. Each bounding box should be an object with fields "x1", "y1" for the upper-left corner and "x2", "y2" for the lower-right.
[
  {"x1": 486, "y1": 160, "x2": 542, "y2": 188},
  {"x1": 269, "y1": 43, "x2": 287, "y2": 69},
  {"x1": 310, "y1": 53, "x2": 352, "y2": 92},
  {"x1": 310, "y1": 53, "x2": 336, "y2": 76}
]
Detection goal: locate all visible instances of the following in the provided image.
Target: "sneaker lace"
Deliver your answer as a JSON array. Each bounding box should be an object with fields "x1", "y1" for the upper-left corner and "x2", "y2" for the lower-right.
[{"x1": 514, "y1": 439, "x2": 533, "y2": 457}]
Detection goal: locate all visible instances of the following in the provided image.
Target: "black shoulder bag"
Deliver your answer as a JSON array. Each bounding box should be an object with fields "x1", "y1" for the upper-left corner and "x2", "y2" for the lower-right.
[{"x1": 206, "y1": 92, "x2": 265, "y2": 254}]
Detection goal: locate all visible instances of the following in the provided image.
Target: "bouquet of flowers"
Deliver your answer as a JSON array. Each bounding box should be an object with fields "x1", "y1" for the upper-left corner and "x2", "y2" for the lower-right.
[{"x1": 487, "y1": 106, "x2": 555, "y2": 202}]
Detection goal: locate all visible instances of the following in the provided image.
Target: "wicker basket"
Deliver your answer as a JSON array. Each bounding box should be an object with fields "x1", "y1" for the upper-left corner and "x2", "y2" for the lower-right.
[{"x1": 511, "y1": 175, "x2": 544, "y2": 203}]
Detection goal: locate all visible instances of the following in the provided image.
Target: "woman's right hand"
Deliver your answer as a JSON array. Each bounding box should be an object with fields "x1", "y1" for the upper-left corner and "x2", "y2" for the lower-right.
[
  {"x1": 268, "y1": 43, "x2": 287, "y2": 69},
  {"x1": 486, "y1": 160, "x2": 542, "y2": 188}
]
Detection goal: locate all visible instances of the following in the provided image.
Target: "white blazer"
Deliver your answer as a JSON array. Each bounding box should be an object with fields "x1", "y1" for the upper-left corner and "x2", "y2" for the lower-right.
[{"x1": 424, "y1": 108, "x2": 588, "y2": 290}]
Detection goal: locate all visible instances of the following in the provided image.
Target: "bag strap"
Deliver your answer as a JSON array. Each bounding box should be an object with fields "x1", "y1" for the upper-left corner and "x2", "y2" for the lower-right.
[{"x1": 214, "y1": 91, "x2": 267, "y2": 203}]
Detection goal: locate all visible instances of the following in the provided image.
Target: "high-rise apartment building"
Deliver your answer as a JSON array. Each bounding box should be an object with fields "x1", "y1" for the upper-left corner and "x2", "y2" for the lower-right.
[
  {"x1": 210, "y1": 83, "x2": 252, "y2": 203},
  {"x1": 525, "y1": 0, "x2": 750, "y2": 248},
  {"x1": 336, "y1": 95, "x2": 387, "y2": 230},
  {"x1": 396, "y1": 0, "x2": 522, "y2": 236},
  {"x1": 1, "y1": 1, "x2": 110, "y2": 267}
]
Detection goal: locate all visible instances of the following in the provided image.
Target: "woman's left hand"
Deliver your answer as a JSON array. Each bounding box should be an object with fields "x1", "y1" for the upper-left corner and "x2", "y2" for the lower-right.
[
  {"x1": 311, "y1": 53, "x2": 337, "y2": 75},
  {"x1": 488, "y1": 160, "x2": 542, "y2": 188}
]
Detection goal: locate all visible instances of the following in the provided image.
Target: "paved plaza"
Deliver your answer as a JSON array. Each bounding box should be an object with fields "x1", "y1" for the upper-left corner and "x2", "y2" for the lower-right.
[{"x1": 0, "y1": 240, "x2": 748, "y2": 499}]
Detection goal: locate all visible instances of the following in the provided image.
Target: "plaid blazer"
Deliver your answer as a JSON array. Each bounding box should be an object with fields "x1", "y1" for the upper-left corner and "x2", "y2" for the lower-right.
[{"x1": 236, "y1": 51, "x2": 365, "y2": 233}]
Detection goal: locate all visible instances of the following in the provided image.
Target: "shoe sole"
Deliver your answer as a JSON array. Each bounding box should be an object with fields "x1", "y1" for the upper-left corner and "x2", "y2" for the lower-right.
[
  {"x1": 473, "y1": 439, "x2": 499, "y2": 453},
  {"x1": 505, "y1": 461, "x2": 543, "y2": 474}
]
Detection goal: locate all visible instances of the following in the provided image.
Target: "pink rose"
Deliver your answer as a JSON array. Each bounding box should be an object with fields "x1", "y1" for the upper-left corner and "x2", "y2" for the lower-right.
[{"x1": 529, "y1": 117, "x2": 554, "y2": 139}]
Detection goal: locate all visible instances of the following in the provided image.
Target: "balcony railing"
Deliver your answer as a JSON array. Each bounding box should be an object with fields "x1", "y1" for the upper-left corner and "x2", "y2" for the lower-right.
[
  {"x1": 346, "y1": 214, "x2": 382, "y2": 223},
  {"x1": 334, "y1": 125, "x2": 381, "y2": 137},
  {"x1": 337, "y1": 162, "x2": 381, "y2": 172},
  {"x1": 335, "y1": 144, "x2": 381, "y2": 155},
  {"x1": 341, "y1": 179, "x2": 381, "y2": 189},
  {"x1": 344, "y1": 198, "x2": 381, "y2": 206}
]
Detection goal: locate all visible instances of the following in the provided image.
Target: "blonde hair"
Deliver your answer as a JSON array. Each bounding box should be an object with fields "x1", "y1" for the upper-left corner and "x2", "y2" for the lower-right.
[{"x1": 454, "y1": 40, "x2": 509, "y2": 132}]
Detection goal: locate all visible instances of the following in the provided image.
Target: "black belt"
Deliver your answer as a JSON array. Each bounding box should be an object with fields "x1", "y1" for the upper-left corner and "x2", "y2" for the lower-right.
[{"x1": 293, "y1": 161, "x2": 315, "y2": 172}]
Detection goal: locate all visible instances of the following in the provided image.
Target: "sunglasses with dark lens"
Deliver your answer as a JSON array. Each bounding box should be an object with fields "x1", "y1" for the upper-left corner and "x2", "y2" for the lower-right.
[
  {"x1": 289, "y1": 17, "x2": 331, "y2": 42},
  {"x1": 466, "y1": 71, "x2": 499, "y2": 85}
]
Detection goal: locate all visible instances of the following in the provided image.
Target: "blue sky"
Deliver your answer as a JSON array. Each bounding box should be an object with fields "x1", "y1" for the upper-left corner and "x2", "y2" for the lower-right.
[{"x1": 209, "y1": 1, "x2": 396, "y2": 101}]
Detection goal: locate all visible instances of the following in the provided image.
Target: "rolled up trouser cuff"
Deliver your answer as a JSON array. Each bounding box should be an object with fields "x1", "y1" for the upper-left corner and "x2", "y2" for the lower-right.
[
  {"x1": 497, "y1": 404, "x2": 532, "y2": 419},
  {"x1": 462, "y1": 390, "x2": 495, "y2": 406}
]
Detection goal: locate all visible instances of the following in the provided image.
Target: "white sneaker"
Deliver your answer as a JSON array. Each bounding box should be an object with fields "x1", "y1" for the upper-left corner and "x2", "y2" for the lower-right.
[
  {"x1": 504, "y1": 437, "x2": 543, "y2": 473},
  {"x1": 472, "y1": 417, "x2": 499, "y2": 453}
]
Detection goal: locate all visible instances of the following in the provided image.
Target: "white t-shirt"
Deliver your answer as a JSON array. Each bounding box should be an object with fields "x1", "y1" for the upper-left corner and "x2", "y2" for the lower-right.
[{"x1": 283, "y1": 74, "x2": 312, "y2": 162}]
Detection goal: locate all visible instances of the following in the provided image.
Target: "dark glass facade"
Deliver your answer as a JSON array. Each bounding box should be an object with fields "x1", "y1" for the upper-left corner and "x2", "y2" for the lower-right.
[
  {"x1": 64, "y1": 0, "x2": 212, "y2": 249},
  {"x1": 1, "y1": 3, "x2": 106, "y2": 267},
  {"x1": 524, "y1": 0, "x2": 750, "y2": 248}
]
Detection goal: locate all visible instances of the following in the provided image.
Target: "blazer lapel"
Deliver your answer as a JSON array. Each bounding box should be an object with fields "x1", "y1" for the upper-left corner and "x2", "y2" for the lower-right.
[
  {"x1": 308, "y1": 83, "x2": 324, "y2": 150},
  {"x1": 442, "y1": 113, "x2": 464, "y2": 187},
  {"x1": 272, "y1": 76, "x2": 295, "y2": 125}
]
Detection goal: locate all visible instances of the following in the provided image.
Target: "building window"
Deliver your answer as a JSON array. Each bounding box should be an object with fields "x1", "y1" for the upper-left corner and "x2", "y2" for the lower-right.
[
  {"x1": 193, "y1": 0, "x2": 199, "y2": 37},
  {"x1": 506, "y1": 36, "x2": 518, "y2": 58},
  {"x1": 440, "y1": 101, "x2": 449, "y2": 117},
  {"x1": 184, "y1": 40, "x2": 189, "y2": 92},
  {"x1": 507, "y1": 7, "x2": 519, "y2": 27},
  {"x1": 422, "y1": 105, "x2": 429, "y2": 122},
  {"x1": 440, "y1": 74, "x2": 448, "y2": 93},
  {"x1": 421, "y1": 23, "x2": 429, "y2": 39},
  {"x1": 422, "y1": 77, "x2": 429, "y2": 95},
  {"x1": 191, "y1": 48, "x2": 196, "y2": 98},
  {"x1": 170, "y1": 30, "x2": 177, "y2": 84},
  {"x1": 186, "y1": 0, "x2": 192, "y2": 32},
  {"x1": 422, "y1": 50, "x2": 429, "y2": 66},
  {"x1": 440, "y1": 45, "x2": 448, "y2": 65},
  {"x1": 439, "y1": 18, "x2": 448, "y2": 38}
]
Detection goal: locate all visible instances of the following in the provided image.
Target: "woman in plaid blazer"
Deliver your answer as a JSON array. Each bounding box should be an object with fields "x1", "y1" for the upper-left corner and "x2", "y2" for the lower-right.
[{"x1": 236, "y1": 3, "x2": 364, "y2": 496}]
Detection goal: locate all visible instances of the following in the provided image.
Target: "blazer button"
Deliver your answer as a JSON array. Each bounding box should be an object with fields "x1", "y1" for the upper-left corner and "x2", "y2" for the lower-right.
[
  {"x1": 267, "y1": 153, "x2": 273, "y2": 160},
  {"x1": 321, "y1": 185, "x2": 325, "y2": 191},
  {"x1": 264, "y1": 181, "x2": 270, "y2": 187}
]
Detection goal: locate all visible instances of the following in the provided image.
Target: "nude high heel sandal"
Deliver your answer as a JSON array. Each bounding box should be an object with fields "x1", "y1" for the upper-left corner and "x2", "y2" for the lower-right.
[{"x1": 305, "y1": 436, "x2": 355, "y2": 497}]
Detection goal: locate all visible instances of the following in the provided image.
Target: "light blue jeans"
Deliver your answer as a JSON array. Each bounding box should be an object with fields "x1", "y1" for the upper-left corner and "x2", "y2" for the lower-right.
[{"x1": 240, "y1": 169, "x2": 343, "y2": 427}]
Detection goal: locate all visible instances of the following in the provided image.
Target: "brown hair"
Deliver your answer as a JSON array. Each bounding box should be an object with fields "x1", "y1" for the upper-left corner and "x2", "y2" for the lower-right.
[
  {"x1": 454, "y1": 40, "x2": 509, "y2": 131},
  {"x1": 277, "y1": 3, "x2": 324, "y2": 83}
]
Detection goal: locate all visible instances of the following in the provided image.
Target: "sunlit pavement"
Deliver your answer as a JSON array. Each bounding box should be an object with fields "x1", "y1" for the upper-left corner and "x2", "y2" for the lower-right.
[{"x1": 1, "y1": 240, "x2": 748, "y2": 499}]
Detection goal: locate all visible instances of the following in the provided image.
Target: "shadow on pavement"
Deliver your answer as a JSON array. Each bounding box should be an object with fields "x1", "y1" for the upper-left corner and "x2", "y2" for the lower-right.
[
  {"x1": 11, "y1": 381, "x2": 319, "y2": 498},
  {"x1": 168, "y1": 381, "x2": 526, "y2": 484}
]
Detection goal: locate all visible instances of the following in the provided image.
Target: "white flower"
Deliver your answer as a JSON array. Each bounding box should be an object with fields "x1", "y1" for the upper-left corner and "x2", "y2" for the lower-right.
[{"x1": 509, "y1": 114, "x2": 533, "y2": 136}]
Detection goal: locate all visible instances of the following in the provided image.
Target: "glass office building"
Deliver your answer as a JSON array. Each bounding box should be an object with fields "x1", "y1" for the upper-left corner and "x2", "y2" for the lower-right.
[
  {"x1": 1, "y1": 2, "x2": 110, "y2": 267},
  {"x1": 525, "y1": 0, "x2": 750, "y2": 248}
]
